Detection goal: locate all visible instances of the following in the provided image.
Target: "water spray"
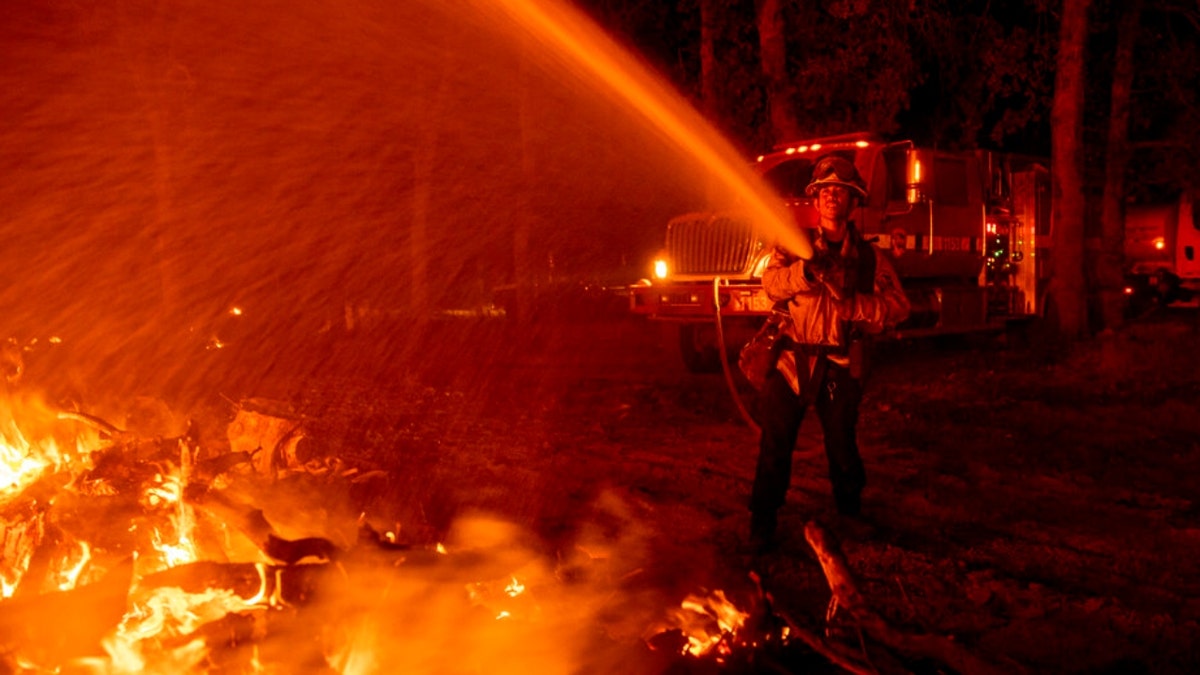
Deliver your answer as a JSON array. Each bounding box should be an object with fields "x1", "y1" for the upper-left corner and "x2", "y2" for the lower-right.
[{"x1": 477, "y1": 0, "x2": 813, "y2": 260}]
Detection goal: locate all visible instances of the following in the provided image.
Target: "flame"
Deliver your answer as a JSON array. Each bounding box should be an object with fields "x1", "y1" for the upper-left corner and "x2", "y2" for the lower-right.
[
  {"x1": 505, "y1": 576, "x2": 526, "y2": 597},
  {"x1": 467, "y1": 573, "x2": 538, "y2": 623},
  {"x1": 144, "y1": 446, "x2": 200, "y2": 571},
  {"x1": 54, "y1": 540, "x2": 92, "y2": 591},
  {"x1": 99, "y1": 586, "x2": 264, "y2": 673},
  {"x1": 1, "y1": 414, "x2": 57, "y2": 499},
  {"x1": 650, "y1": 589, "x2": 750, "y2": 657},
  {"x1": 1, "y1": 515, "x2": 40, "y2": 598},
  {"x1": 2, "y1": 395, "x2": 103, "y2": 597}
]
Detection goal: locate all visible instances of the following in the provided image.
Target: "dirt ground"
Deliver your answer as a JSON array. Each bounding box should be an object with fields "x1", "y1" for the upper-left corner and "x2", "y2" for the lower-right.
[{"x1": 172, "y1": 303, "x2": 1200, "y2": 674}]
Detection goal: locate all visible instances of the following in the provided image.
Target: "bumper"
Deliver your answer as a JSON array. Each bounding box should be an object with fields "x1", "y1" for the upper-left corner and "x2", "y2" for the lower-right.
[{"x1": 628, "y1": 281, "x2": 774, "y2": 320}]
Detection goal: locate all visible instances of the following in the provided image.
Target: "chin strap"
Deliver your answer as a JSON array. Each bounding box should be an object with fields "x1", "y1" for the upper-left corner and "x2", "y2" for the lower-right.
[{"x1": 713, "y1": 276, "x2": 761, "y2": 434}]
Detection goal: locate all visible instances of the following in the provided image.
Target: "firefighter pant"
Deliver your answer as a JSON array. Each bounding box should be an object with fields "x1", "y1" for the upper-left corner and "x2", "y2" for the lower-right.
[{"x1": 750, "y1": 358, "x2": 866, "y2": 519}]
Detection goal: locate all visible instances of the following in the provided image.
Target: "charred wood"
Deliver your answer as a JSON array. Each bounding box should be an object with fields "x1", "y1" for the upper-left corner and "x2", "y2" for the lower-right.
[
  {"x1": 55, "y1": 409, "x2": 129, "y2": 441},
  {"x1": 266, "y1": 533, "x2": 341, "y2": 564},
  {"x1": 195, "y1": 451, "x2": 254, "y2": 480},
  {"x1": 197, "y1": 607, "x2": 339, "y2": 674},
  {"x1": 356, "y1": 519, "x2": 412, "y2": 552},
  {"x1": 747, "y1": 571, "x2": 878, "y2": 675}
]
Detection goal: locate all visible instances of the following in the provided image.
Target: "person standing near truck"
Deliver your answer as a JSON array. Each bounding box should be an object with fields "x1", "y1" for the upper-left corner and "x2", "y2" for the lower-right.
[{"x1": 749, "y1": 155, "x2": 910, "y2": 551}]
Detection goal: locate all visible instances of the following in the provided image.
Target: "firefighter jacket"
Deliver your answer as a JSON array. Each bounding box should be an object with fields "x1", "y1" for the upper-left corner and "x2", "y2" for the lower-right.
[{"x1": 762, "y1": 226, "x2": 910, "y2": 387}]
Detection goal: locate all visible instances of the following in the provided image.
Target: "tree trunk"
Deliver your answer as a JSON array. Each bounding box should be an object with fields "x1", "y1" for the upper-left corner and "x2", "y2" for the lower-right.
[
  {"x1": 755, "y1": 0, "x2": 799, "y2": 143},
  {"x1": 1097, "y1": 0, "x2": 1141, "y2": 331},
  {"x1": 1050, "y1": 0, "x2": 1092, "y2": 341},
  {"x1": 698, "y1": 0, "x2": 720, "y2": 122}
]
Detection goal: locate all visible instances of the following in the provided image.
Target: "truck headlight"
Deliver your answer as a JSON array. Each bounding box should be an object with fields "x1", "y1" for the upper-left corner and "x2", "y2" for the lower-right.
[{"x1": 653, "y1": 258, "x2": 669, "y2": 280}]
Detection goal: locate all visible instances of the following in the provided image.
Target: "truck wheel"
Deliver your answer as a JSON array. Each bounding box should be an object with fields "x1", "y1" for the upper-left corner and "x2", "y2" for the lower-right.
[{"x1": 678, "y1": 324, "x2": 722, "y2": 373}]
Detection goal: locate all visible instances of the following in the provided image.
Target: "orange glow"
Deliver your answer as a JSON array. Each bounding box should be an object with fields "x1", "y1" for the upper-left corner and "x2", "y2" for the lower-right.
[
  {"x1": 1154, "y1": 238, "x2": 1165, "y2": 250},
  {"x1": 653, "y1": 259, "x2": 669, "y2": 279}
]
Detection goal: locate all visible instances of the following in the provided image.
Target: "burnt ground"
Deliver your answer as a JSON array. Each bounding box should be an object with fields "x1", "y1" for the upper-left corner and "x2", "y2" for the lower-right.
[{"x1": 169, "y1": 303, "x2": 1200, "y2": 674}]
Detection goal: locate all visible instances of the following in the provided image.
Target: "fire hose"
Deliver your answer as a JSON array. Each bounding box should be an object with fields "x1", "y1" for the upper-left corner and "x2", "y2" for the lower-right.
[{"x1": 713, "y1": 276, "x2": 761, "y2": 434}]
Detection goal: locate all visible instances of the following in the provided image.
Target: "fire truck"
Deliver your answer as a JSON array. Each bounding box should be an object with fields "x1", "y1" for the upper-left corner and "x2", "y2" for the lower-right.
[
  {"x1": 628, "y1": 132, "x2": 1053, "y2": 372},
  {"x1": 1124, "y1": 191, "x2": 1200, "y2": 307}
]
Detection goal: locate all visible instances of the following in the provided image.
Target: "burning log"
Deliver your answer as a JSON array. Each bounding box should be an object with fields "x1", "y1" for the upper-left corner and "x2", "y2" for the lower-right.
[
  {"x1": 227, "y1": 398, "x2": 316, "y2": 476},
  {"x1": 266, "y1": 532, "x2": 341, "y2": 564},
  {"x1": 136, "y1": 559, "x2": 336, "y2": 607},
  {"x1": 804, "y1": 520, "x2": 1018, "y2": 675},
  {"x1": 195, "y1": 450, "x2": 255, "y2": 480},
  {"x1": 55, "y1": 409, "x2": 133, "y2": 443},
  {"x1": 0, "y1": 558, "x2": 133, "y2": 668},
  {"x1": 185, "y1": 481, "x2": 345, "y2": 565},
  {"x1": 136, "y1": 561, "x2": 266, "y2": 599}
]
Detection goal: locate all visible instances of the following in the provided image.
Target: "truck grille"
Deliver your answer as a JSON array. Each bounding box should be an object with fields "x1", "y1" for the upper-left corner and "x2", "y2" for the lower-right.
[{"x1": 666, "y1": 213, "x2": 760, "y2": 275}]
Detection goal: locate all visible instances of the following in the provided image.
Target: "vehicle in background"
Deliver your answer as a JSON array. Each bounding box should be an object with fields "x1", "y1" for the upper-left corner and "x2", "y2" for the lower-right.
[{"x1": 1124, "y1": 191, "x2": 1200, "y2": 308}]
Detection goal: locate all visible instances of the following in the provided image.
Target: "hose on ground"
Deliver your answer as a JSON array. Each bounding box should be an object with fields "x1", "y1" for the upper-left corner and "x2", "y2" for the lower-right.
[{"x1": 713, "y1": 276, "x2": 760, "y2": 434}]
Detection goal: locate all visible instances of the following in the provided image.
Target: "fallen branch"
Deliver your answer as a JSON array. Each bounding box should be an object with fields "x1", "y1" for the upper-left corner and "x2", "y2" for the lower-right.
[
  {"x1": 804, "y1": 520, "x2": 1019, "y2": 675},
  {"x1": 748, "y1": 571, "x2": 875, "y2": 675}
]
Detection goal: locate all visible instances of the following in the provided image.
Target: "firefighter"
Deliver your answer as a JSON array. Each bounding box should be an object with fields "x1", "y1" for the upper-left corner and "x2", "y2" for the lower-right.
[{"x1": 749, "y1": 155, "x2": 910, "y2": 551}]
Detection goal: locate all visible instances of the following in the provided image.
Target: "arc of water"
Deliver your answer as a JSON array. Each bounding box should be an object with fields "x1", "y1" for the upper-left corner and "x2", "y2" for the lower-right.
[{"x1": 478, "y1": 0, "x2": 813, "y2": 260}]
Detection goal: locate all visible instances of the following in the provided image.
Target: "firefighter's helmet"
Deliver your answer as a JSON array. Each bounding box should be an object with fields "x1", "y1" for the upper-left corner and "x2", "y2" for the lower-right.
[{"x1": 805, "y1": 155, "x2": 868, "y2": 200}]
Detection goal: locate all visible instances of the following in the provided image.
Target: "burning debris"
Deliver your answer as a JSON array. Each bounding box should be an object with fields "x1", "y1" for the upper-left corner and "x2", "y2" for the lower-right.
[
  {"x1": 2, "y1": 383, "x2": 1014, "y2": 674},
  {"x1": 0, "y1": 392, "x2": 597, "y2": 673}
]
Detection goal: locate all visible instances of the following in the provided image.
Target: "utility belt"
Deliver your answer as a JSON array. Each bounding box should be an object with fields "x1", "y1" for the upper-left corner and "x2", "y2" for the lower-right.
[
  {"x1": 790, "y1": 342, "x2": 852, "y2": 360},
  {"x1": 779, "y1": 337, "x2": 857, "y2": 360},
  {"x1": 779, "y1": 337, "x2": 868, "y2": 403}
]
